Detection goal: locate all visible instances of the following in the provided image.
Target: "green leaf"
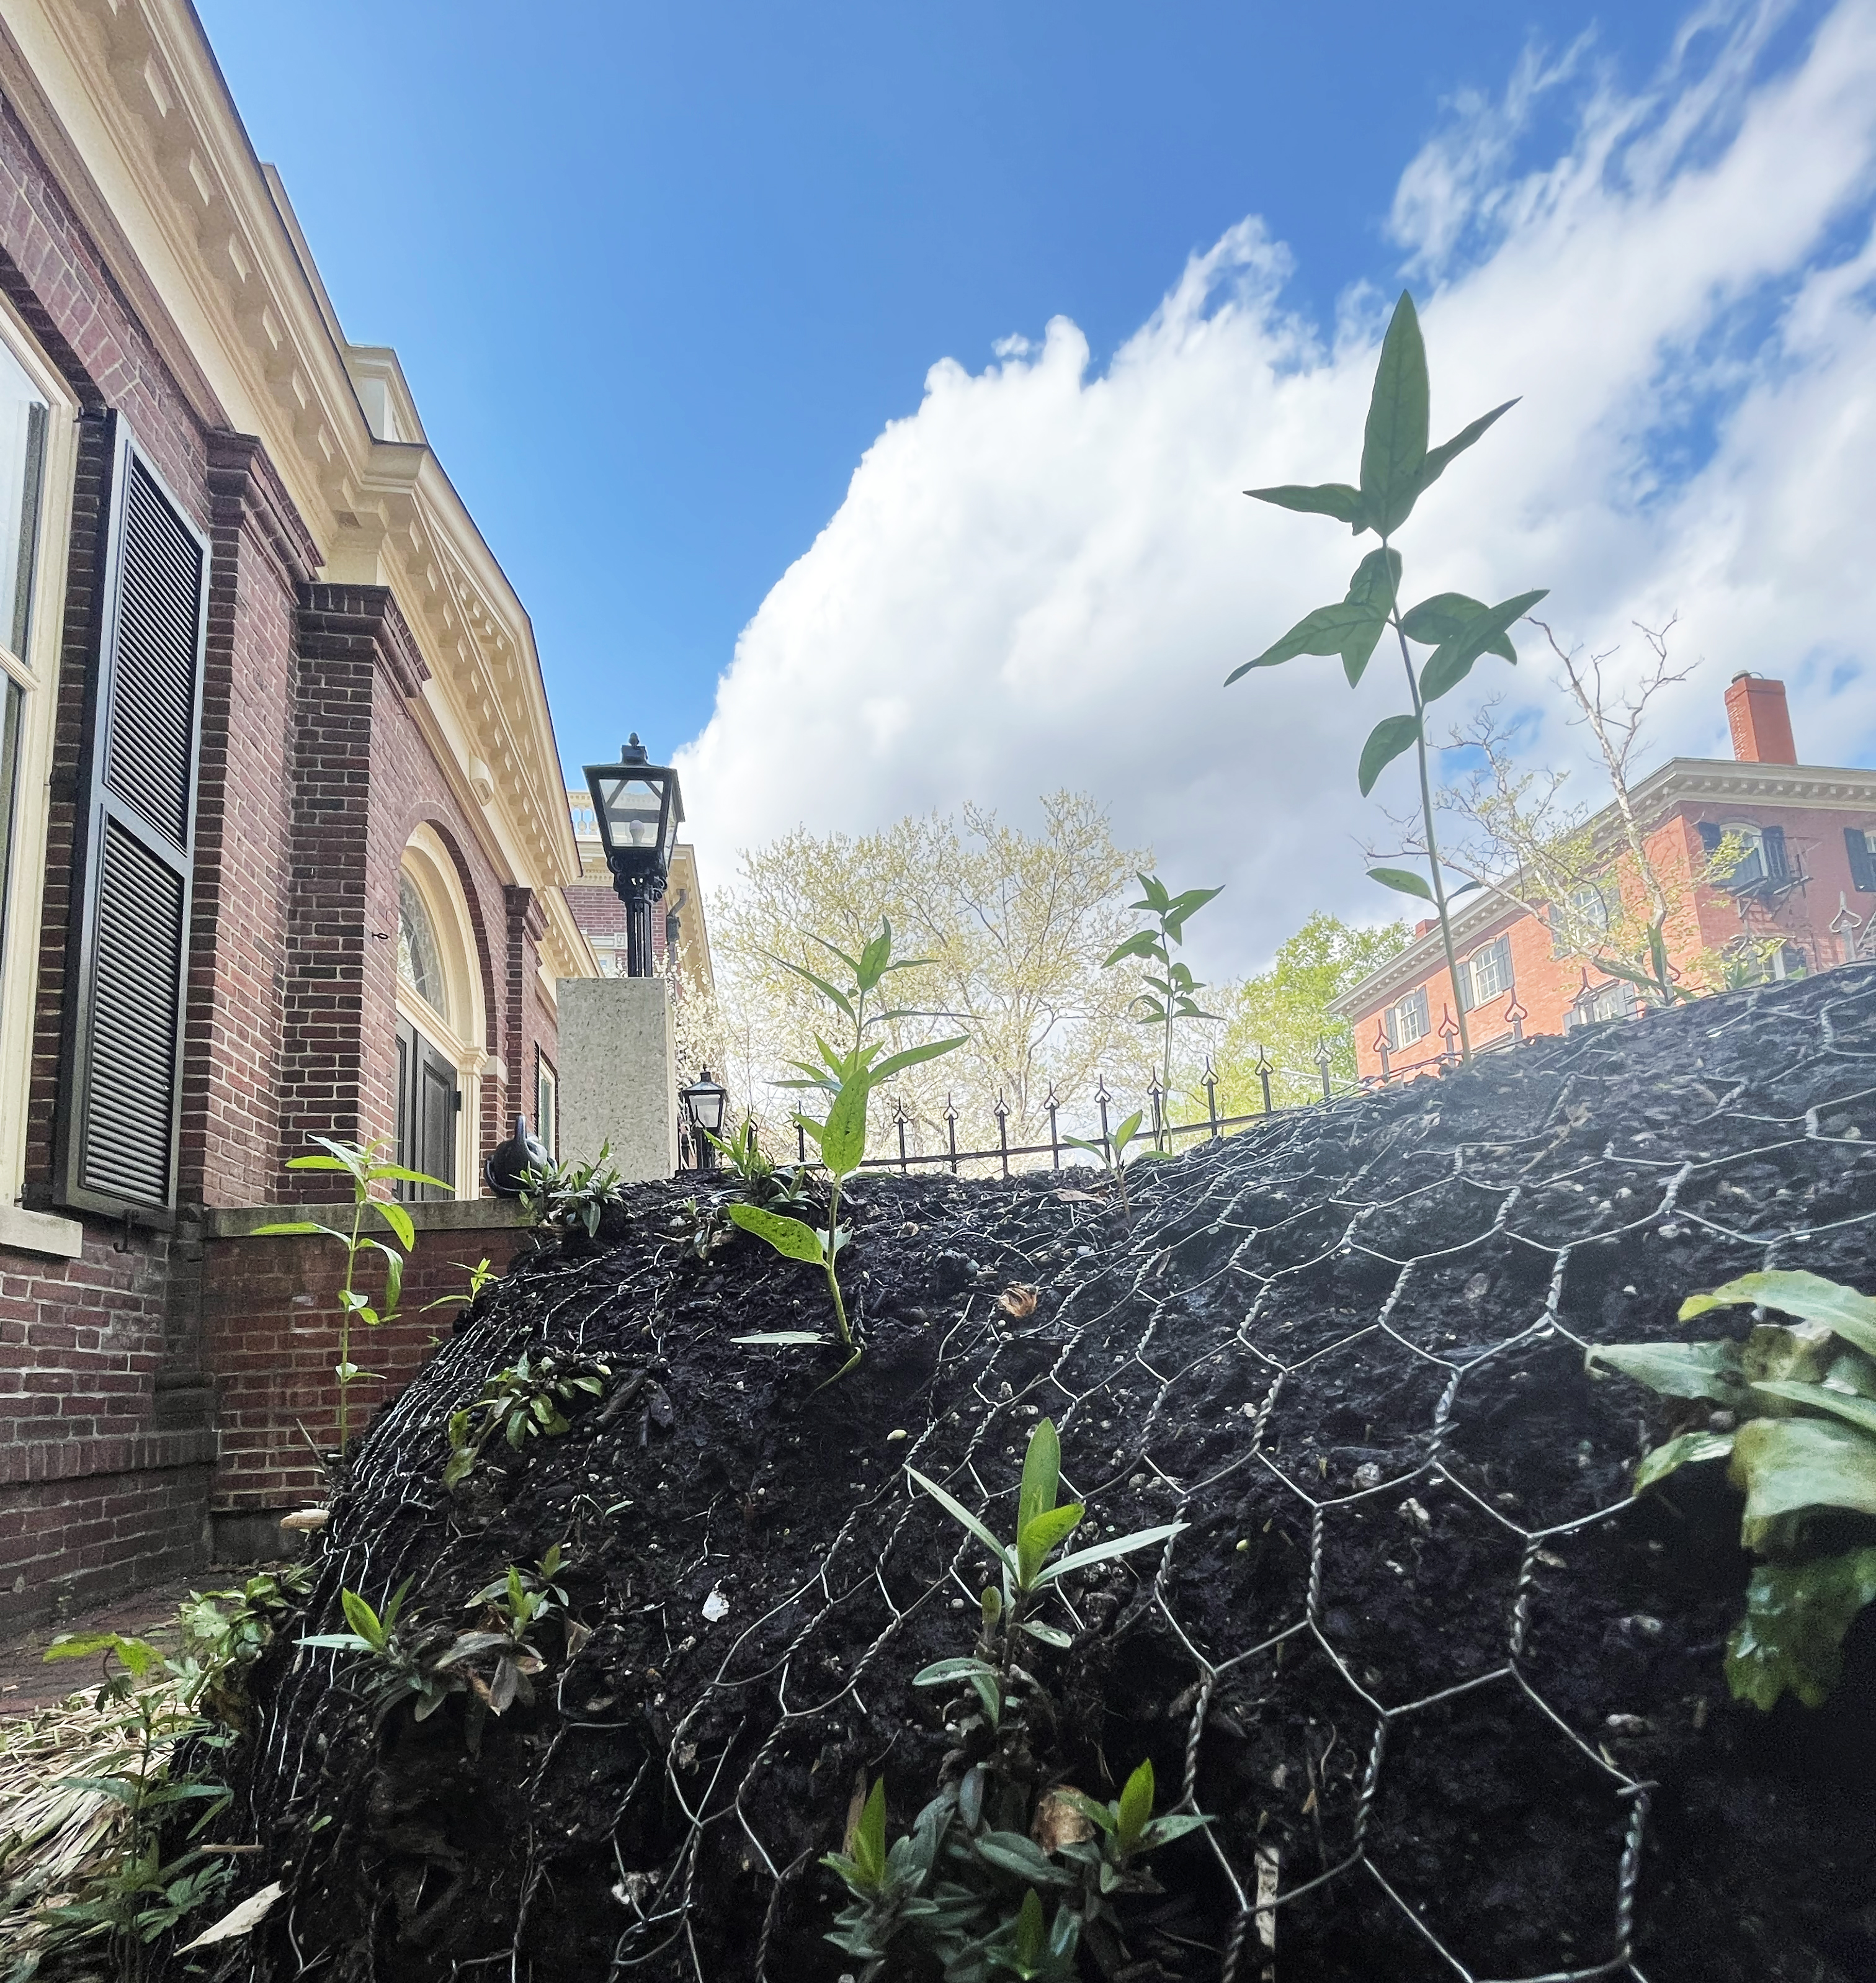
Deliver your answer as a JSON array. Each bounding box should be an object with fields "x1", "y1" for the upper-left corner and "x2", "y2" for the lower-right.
[
  {"x1": 1020, "y1": 1618, "x2": 1074, "y2": 1647},
  {"x1": 820, "y1": 1070, "x2": 871, "y2": 1180},
  {"x1": 1241, "y1": 481, "x2": 1366, "y2": 529},
  {"x1": 1413, "y1": 398, "x2": 1519, "y2": 504},
  {"x1": 1633, "y1": 1428, "x2": 1734, "y2": 1494},
  {"x1": 1367, "y1": 866, "x2": 1432, "y2": 902},
  {"x1": 1398, "y1": 591, "x2": 1513, "y2": 659},
  {"x1": 852, "y1": 1777, "x2": 888, "y2": 1889},
  {"x1": 1014, "y1": 1887, "x2": 1046, "y2": 1968},
  {"x1": 1725, "y1": 1546, "x2": 1876, "y2": 1710},
  {"x1": 1681, "y1": 1271, "x2": 1876, "y2": 1362},
  {"x1": 1019, "y1": 1418, "x2": 1061, "y2": 1533},
  {"x1": 284, "y1": 1153, "x2": 357, "y2": 1172},
  {"x1": 868, "y1": 1036, "x2": 970, "y2": 1085},
  {"x1": 1729, "y1": 1417, "x2": 1876, "y2": 1548},
  {"x1": 1102, "y1": 931, "x2": 1163, "y2": 967},
  {"x1": 1116, "y1": 1758, "x2": 1155, "y2": 1851},
  {"x1": 1058, "y1": 1788, "x2": 1118, "y2": 1835},
  {"x1": 368, "y1": 1163, "x2": 452, "y2": 1190},
  {"x1": 857, "y1": 924, "x2": 893, "y2": 994},
  {"x1": 913, "y1": 1656, "x2": 1002, "y2": 1686},
  {"x1": 1360, "y1": 291, "x2": 1429, "y2": 535},
  {"x1": 1358, "y1": 714, "x2": 1421, "y2": 796},
  {"x1": 1751, "y1": 1379, "x2": 1876, "y2": 1439},
  {"x1": 973, "y1": 1832, "x2": 1071, "y2": 1886},
  {"x1": 379, "y1": 1246, "x2": 403, "y2": 1318},
  {"x1": 1035, "y1": 1521, "x2": 1186, "y2": 1586},
  {"x1": 1337, "y1": 547, "x2": 1404, "y2": 685},
  {"x1": 776, "y1": 954, "x2": 856, "y2": 1019},
  {"x1": 43, "y1": 1631, "x2": 134, "y2": 1664},
  {"x1": 1138, "y1": 1812, "x2": 1213, "y2": 1849},
  {"x1": 249, "y1": 1220, "x2": 329, "y2": 1237},
  {"x1": 339, "y1": 1590, "x2": 385, "y2": 1650},
  {"x1": 1418, "y1": 589, "x2": 1547, "y2": 705},
  {"x1": 1586, "y1": 1338, "x2": 1748, "y2": 1406},
  {"x1": 729, "y1": 1330, "x2": 829, "y2": 1346},
  {"x1": 1225, "y1": 599, "x2": 1386, "y2": 687},
  {"x1": 906, "y1": 1467, "x2": 1017, "y2": 1579},
  {"x1": 373, "y1": 1199, "x2": 416, "y2": 1252},
  {"x1": 725, "y1": 1202, "x2": 826, "y2": 1264},
  {"x1": 1016, "y1": 1503, "x2": 1086, "y2": 1589}
]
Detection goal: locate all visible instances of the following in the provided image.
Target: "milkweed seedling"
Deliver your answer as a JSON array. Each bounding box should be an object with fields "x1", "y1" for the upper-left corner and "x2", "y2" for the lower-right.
[{"x1": 908, "y1": 1417, "x2": 1184, "y2": 1727}]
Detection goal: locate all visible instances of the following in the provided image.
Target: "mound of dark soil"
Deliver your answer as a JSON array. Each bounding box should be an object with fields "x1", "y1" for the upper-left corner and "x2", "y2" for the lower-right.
[{"x1": 222, "y1": 969, "x2": 1876, "y2": 1982}]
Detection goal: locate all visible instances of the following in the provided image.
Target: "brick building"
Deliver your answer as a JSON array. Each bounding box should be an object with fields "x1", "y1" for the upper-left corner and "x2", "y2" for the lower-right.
[
  {"x1": 1331, "y1": 674, "x2": 1876, "y2": 1081},
  {"x1": 0, "y1": 0, "x2": 598, "y2": 1621}
]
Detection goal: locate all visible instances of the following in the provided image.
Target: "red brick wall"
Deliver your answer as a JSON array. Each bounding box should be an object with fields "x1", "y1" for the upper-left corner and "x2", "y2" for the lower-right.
[
  {"x1": 195, "y1": 1213, "x2": 532, "y2": 1518},
  {"x1": 1350, "y1": 795, "x2": 1876, "y2": 1081},
  {"x1": 0, "y1": 1229, "x2": 215, "y2": 1627}
]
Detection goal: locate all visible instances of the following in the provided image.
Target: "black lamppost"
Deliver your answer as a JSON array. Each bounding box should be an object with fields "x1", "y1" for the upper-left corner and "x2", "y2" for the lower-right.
[
  {"x1": 679, "y1": 1068, "x2": 728, "y2": 1169},
  {"x1": 584, "y1": 736, "x2": 683, "y2": 977}
]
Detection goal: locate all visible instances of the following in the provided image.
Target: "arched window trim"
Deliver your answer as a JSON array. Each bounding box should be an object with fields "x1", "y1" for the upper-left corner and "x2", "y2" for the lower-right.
[{"x1": 396, "y1": 825, "x2": 488, "y2": 1197}]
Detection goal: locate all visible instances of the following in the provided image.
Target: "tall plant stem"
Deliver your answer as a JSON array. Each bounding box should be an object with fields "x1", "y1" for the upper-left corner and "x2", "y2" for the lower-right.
[
  {"x1": 338, "y1": 1193, "x2": 366, "y2": 1450},
  {"x1": 1393, "y1": 606, "x2": 1472, "y2": 1065}
]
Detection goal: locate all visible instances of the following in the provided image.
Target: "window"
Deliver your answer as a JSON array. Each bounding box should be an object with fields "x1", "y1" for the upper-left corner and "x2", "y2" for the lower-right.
[
  {"x1": 1383, "y1": 985, "x2": 1430, "y2": 1051},
  {"x1": 536, "y1": 1049, "x2": 558, "y2": 1159},
  {"x1": 0, "y1": 314, "x2": 76, "y2": 1217},
  {"x1": 398, "y1": 870, "x2": 447, "y2": 1016},
  {"x1": 1550, "y1": 884, "x2": 1608, "y2": 956},
  {"x1": 1463, "y1": 934, "x2": 1512, "y2": 1009},
  {"x1": 1566, "y1": 978, "x2": 1637, "y2": 1029},
  {"x1": 1845, "y1": 828, "x2": 1876, "y2": 895},
  {"x1": 1699, "y1": 820, "x2": 1788, "y2": 890}
]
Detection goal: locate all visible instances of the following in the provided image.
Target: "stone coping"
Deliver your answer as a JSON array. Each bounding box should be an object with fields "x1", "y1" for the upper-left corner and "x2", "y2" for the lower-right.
[{"x1": 198, "y1": 1198, "x2": 534, "y2": 1241}]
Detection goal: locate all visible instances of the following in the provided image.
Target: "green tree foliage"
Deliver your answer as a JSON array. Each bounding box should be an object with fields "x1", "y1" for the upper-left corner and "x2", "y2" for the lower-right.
[
  {"x1": 1212, "y1": 913, "x2": 1409, "y2": 1111},
  {"x1": 713, "y1": 794, "x2": 1156, "y2": 1153}
]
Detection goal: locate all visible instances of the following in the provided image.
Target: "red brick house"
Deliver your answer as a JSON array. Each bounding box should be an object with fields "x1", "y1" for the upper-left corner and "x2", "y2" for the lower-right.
[
  {"x1": 0, "y1": 0, "x2": 597, "y2": 1621},
  {"x1": 1331, "y1": 674, "x2": 1876, "y2": 1081}
]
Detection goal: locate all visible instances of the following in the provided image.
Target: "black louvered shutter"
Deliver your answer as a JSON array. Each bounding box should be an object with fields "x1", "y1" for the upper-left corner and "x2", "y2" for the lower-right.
[
  {"x1": 1695, "y1": 822, "x2": 1723, "y2": 858},
  {"x1": 56, "y1": 417, "x2": 208, "y2": 1219},
  {"x1": 1847, "y1": 828, "x2": 1876, "y2": 894},
  {"x1": 1761, "y1": 825, "x2": 1788, "y2": 882}
]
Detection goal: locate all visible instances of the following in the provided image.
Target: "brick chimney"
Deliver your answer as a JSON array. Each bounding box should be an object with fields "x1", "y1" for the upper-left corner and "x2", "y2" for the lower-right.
[{"x1": 1724, "y1": 673, "x2": 1798, "y2": 765}]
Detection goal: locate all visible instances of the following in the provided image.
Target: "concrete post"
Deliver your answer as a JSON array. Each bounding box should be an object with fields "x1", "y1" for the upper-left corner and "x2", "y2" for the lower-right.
[{"x1": 556, "y1": 977, "x2": 678, "y2": 1181}]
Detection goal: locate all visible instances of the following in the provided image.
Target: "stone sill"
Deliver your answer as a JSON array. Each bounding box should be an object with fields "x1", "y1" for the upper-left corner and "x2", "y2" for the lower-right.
[
  {"x1": 199, "y1": 1199, "x2": 533, "y2": 1241},
  {"x1": 0, "y1": 1203, "x2": 85, "y2": 1260}
]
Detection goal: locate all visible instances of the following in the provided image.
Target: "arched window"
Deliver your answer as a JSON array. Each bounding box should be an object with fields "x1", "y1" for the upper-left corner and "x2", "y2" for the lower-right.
[
  {"x1": 398, "y1": 870, "x2": 447, "y2": 1016},
  {"x1": 394, "y1": 829, "x2": 489, "y2": 1199}
]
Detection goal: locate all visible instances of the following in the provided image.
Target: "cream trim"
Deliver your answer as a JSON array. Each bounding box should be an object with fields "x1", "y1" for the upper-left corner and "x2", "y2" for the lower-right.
[
  {"x1": 398, "y1": 828, "x2": 489, "y2": 1196},
  {"x1": 0, "y1": 1201, "x2": 83, "y2": 1258},
  {"x1": 0, "y1": 299, "x2": 79, "y2": 1206},
  {"x1": 7, "y1": 0, "x2": 586, "y2": 911}
]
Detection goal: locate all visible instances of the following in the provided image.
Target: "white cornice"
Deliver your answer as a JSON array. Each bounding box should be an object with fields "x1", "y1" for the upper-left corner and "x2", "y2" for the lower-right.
[
  {"x1": 1328, "y1": 752, "x2": 1876, "y2": 1021},
  {"x1": 6, "y1": 0, "x2": 582, "y2": 899}
]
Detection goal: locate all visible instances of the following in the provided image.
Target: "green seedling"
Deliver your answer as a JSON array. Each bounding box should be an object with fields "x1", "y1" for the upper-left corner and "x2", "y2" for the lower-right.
[
  {"x1": 1101, "y1": 873, "x2": 1222, "y2": 1139},
  {"x1": 729, "y1": 919, "x2": 964, "y2": 1379},
  {"x1": 909, "y1": 1418, "x2": 1184, "y2": 1729},
  {"x1": 444, "y1": 1348, "x2": 610, "y2": 1488},
  {"x1": 1063, "y1": 1108, "x2": 1172, "y2": 1227},
  {"x1": 520, "y1": 1144, "x2": 627, "y2": 1240},
  {"x1": 1230, "y1": 290, "x2": 1547, "y2": 1065},
  {"x1": 1053, "y1": 1758, "x2": 1211, "y2": 1896},
  {"x1": 1589, "y1": 1269, "x2": 1876, "y2": 1708},
  {"x1": 299, "y1": 1580, "x2": 463, "y2": 1723},
  {"x1": 253, "y1": 1136, "x2": 447, "y2": 1451}
]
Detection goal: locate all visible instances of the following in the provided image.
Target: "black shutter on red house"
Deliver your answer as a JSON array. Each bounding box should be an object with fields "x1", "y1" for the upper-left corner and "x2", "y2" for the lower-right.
[
  {"x1": 1760, "y1": 825, "x2": 1789, "y2": 882},
  {"x1": 1846, "y1": 828, "x2": 1876, "y2": 894},
  {"x1": 56, "y1": 416, "x2": 208, "y2": 1219}
]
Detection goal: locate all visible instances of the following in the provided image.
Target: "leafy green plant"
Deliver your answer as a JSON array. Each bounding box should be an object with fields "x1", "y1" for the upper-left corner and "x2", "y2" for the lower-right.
[
  {"x1": 25, "y1": 1633, "x2": 235, "y2": 1977},
  {"x1": 298, "y1": 1580, "x2": 464, "y2": 1724},
  {"x1": 1101, "y1": 874, "x2": 1222, "y2": 1139},
  {"x1": 252, "y1": 1135, "x2": 447, "y2": 1451},
  {"x1": 175, "y1": 1564, "x2": 314, "y2": 1730},
  {"x1": 444, "y1": 1348, "x2": 612, "y2": 1488},
  {"x1": 1230, "y1": 289, "x2": 1547, "y2": 1064},
  {"x1": 1063, "y1": 1108, "x2": 1167, "y2": 1227},
  {"x1": 908, "y1": 1418, "x2": 1184, "y2": 1734},
  {"x1": 520, "y1": 1144, "x2": 627, "y2": 1241},
  {"x1": 422, "y1": 1255, "x2": 499, "y2": 1315},
  {"x1": 728, "y1": 920, "x2": 964, "y2": 1378},
  {"x1": 1589, "y1": 1269, "x2": 1876, "y2": 1708}
]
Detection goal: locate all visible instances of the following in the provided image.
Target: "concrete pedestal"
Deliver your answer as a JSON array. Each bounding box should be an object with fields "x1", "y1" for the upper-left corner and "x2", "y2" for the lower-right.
[{"x1": 556, "y1": 977, "x2": 679, "y2": 1181}]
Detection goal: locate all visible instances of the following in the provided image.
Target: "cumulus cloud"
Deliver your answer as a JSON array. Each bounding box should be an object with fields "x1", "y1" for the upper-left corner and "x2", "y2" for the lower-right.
[{"x1": 679, "y1": 0, "x2": 1876, "y2": 976}]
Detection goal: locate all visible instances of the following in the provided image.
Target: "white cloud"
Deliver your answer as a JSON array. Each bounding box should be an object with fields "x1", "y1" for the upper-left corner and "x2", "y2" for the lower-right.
[{"x1": 679, "y1": 0, "x2": 1876, "y2": 977}]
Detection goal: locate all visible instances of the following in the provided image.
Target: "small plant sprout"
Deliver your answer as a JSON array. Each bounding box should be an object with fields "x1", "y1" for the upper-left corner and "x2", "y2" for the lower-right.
[
  {"x1": 908, "y1": 1418, "x2": 1184, "y2": 1727},
  {"x1": 1102, "y1": 873, "x2": 1222, "y2": 1139},
  {"x1": 520, "y1": 1144, "x2": 627, "y2": 1240},
  {"x1": 1064, "y1": 1108, "x2": 1169, "y2": 1226},
  {"x1": 1230, "y1": 289, "x2": 1547, "y2": 1065},
  {"x1": 298, "y1": 1580, "x2": 461, "y2": 1723},
  {"x1": 729, "y1": 919, "x2": 964, "y2": 1378},
  {"x1": 1589, "y1": 1269, "x2": 1876, "y2": 1708},
  {"x1": 989, "y1": 1887, "x2": 1080, "y2": 1981},
  {"x1": 444, "y1": 1350, "x2": 612, "y2": 1488},
  {"x1": 1055, "y1": 1759, "x2": 1211, "y2": 1897},
  {"x1": 252, "y1": 1136, "x2": 447, "y2": 1453}
]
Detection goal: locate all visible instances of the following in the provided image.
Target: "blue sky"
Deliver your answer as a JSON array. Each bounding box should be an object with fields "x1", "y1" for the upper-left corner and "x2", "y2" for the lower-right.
[{"x1": 200, "y1": 0, "x2": 1709, "y2": 764}]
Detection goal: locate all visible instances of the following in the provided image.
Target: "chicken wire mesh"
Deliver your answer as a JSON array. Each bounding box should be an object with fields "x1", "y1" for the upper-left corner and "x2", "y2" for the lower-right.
[{"x1": 238, "y1": 964, "x2": 1876, "y2": 1983}]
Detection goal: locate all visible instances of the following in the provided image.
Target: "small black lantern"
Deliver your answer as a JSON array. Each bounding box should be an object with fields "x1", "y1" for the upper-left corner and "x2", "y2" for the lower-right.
[
  {"x1": 584, "y1": 735, "x2": 683, "y2": 977},
  {"x1": 679, "y1": 1068, "x2": 728, "y2": 1168}
]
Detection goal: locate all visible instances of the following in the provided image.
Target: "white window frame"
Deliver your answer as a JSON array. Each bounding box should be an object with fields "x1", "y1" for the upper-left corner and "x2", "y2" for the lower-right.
[
  {"x1": 535, "y1": 1047, "x2": 558, "y2": 1160},
  {"x1": 1385, "y1": 985, "x2": 1430, "y2": 1050},
  {"x1": 396, "y1": 825, "x2": 489, "y2": 1196},
  {"x1": 0, "y1": 300, "x2": 78, "y2": 1217},
  {"x1": 1465, "y1": 934, "x2": 1512, "y2": 1009}
]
